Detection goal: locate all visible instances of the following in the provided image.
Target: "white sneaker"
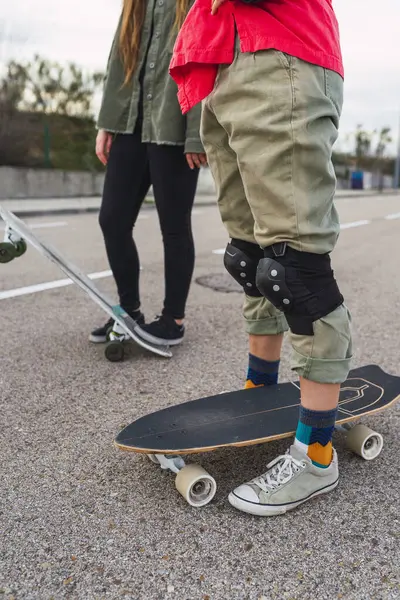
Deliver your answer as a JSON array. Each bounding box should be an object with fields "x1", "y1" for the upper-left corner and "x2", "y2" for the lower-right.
[{"x1": 228, "y1": 445, "x2": 339, "y2": 516}]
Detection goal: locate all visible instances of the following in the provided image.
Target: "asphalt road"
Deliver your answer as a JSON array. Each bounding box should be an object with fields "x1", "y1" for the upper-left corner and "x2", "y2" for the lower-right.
[{"x1": 1, "y1": 193, "x2": 399, "y2": 599}]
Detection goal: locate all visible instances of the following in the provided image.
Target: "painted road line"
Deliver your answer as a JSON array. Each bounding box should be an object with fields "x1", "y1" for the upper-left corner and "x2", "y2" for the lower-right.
[
  {"x1": 385, "y1": 213, "x2": 400, "y2": 220},
  {"x1": 339, "y1": 220, "x2": 371, "y2": 230},
  {"x1": 29, "y1": 221, "x2": 68, "y2": 229},
  {"x1": 0, "y1": 270, "x2": 113, "y2": 301},
  {"x1": 0, "y1": 221, "x2": 68, "y2": 231}
]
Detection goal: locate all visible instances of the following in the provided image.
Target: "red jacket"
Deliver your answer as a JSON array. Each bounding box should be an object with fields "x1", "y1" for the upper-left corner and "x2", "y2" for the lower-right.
[{"x1": 170, "y1": 0, "x2": 343, "y2": 114}]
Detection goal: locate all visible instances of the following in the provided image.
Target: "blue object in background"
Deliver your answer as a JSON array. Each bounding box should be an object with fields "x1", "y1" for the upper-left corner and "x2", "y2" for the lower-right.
[{"x1": 351, "y1": 170, "x2": 364, "y2": 190}]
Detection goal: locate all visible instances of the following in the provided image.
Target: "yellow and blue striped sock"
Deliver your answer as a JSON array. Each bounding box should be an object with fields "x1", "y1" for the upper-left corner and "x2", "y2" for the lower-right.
[
  {"x1": 245, "y1": 354, "x2": 280, "y2": 389},
  {"x1": 294, "y1": 406, "x2": 337, "y2": 468}
]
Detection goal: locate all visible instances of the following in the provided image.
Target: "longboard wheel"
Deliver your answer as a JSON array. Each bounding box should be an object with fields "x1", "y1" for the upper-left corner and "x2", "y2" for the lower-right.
[
  {"x1": 346, "y1": 424, "x2": 383, "y2": 460},
  {"x1": 0, "y1": 242, "x2": 16, "y2": 263},
  {"x1": 105, "y1": 341, "x2": 125, "y2": 362},
  {"x1": 175, "y1": 464, "x2": 217, "y2": 507},
  {"x1": 13, "y1": 239, "x2": 27, "y2": 258}
]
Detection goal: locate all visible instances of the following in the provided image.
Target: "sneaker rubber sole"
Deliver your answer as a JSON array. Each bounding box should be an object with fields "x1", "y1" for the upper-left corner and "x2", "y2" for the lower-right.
[
  {"x1": 228, "y1": 478, "x2": 339, "y2": 516},
  {"x1": 134, "y1": 325, "x2": 184, "y2": 346}
]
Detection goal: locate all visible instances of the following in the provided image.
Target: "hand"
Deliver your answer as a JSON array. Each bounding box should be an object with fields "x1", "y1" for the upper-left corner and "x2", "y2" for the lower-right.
[
  {"x1": 211, "y1": 0, "x2": 228, "y2": 15},
  {"x1": 95, "y1": 130, "x2": 113, "y2": 166},
  {"x1": 186, "y1": 153, "x2": 208, "y2": 169}
]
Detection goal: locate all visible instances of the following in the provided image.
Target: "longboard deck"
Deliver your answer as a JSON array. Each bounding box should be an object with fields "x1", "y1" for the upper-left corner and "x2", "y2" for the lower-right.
[
  {"x1": 0, "y1": 206, "x2": 172, "y2": 358},
  {"x1": 115, "y1": 365, "x2": 400, "y2": 454}
]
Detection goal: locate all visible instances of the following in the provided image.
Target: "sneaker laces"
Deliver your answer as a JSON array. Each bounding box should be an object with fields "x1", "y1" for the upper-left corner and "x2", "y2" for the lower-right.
[{"x1": 252, "y1": 451, "x2": 306, "y2": 493}]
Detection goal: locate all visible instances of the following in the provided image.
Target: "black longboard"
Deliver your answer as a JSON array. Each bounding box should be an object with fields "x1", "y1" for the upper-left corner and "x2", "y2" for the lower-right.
[{"x1": 116, "y1": 365, "x2": 400, "y2": 454}]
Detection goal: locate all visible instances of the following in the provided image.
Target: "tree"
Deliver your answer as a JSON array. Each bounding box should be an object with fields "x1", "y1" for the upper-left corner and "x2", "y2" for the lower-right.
[
  {"x1": 374, "y1": 127, "x2": 392, "y2": 191},
  {"x1": 354, "y1": 124, "x2": 373, "y2": 169},
  {"x1": 0, "y1": 55, "x2": 104, "y2": 168},
  {"x1": 1, "y1": 55, "x2": 104, "y2": 118}
]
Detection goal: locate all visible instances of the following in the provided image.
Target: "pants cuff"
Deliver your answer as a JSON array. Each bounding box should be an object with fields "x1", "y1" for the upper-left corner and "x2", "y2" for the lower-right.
[
  {"x1": 245, "y1": 313, "x2": 289, "y2": 336},
  {"x1": 291, "y1": 348, "x2": 352, "y2": 384}
]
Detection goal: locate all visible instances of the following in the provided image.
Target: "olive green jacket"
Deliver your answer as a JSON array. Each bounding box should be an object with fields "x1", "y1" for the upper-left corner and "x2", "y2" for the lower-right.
[{"x1": 97, "y1": 0, "x2": 203, "y2": 154}]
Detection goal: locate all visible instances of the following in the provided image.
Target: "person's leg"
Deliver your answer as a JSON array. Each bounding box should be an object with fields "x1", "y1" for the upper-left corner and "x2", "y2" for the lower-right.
[
  {"x1": 205, "y1": 47, "x2": 351, "y2": 515},
  {"x1": 201, "y1": 98, "x2": 288, "y2": 384},
  {"x1": 134, "y1": 143, "x2": 198, "y2": 345},
  {"x1": 90, "y1": 132, "x2": 150, "y2": 342}
]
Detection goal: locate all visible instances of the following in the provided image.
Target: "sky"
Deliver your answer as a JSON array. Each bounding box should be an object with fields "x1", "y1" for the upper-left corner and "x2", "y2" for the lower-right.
[{"x1": 1, "y1": 0, "x2": 399, "y2": 154}]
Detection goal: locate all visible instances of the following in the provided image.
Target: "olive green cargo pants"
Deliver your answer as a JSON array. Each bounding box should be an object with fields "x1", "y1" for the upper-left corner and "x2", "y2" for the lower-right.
[{"x1": 200, "y1": 45, "x2": 352, "y2": 384}]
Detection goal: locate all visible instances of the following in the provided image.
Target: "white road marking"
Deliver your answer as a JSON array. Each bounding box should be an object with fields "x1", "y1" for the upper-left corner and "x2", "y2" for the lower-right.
[
  {"x1": 340, "y1": 220, "x2": 371, "y2": 230},
  {"x1": 212, "y1": 248, "x2": 225, "y2": 255},
  {"x1": 0, "y1": 221, "x2": 68, "y2": 231},
  {"x1": 0, "y1": 270, "x2": 112, "y2": 301},
  {"x1": 385, "y1": 212, "x2": 400, "y2": 220}
]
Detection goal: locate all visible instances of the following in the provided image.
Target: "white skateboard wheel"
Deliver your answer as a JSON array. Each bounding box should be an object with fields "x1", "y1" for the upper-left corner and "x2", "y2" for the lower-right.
[
  {"x1": 175, "y1": 464, "x2": 217, "y2": 507},
  {"x1": 346, "y1": 424, "x2": 383, "y2": 460}
]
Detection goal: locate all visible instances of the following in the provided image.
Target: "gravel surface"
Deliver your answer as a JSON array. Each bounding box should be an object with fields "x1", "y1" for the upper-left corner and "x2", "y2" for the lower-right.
[{"x1": 1, "y1": 196, "x2": 399, "y2": 599}]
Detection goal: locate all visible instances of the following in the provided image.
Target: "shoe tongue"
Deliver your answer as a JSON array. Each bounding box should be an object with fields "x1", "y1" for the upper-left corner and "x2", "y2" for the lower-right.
[{"x1": 289, "y1": 444, "x2": 309, "y2": 462}]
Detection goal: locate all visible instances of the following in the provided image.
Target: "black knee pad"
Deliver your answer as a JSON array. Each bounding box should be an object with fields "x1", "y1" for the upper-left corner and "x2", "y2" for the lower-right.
[
  {"x1": 223, "y1": 239, "x2": 263, "y2": 297},
  {"x1": 256, "y1": 242, "x2": 344, "y2": 335}
]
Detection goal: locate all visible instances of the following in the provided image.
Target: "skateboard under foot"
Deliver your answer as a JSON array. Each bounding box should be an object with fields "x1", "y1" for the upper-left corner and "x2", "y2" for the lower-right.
[{"x1": 115, "y1": 365, "x2": 399, "y2": 507}]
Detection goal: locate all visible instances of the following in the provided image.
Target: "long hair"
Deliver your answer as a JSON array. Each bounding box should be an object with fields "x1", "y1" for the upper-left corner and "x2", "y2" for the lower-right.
[{"x1": 119, "y1": 0, "x2": 189, "y2": 86}]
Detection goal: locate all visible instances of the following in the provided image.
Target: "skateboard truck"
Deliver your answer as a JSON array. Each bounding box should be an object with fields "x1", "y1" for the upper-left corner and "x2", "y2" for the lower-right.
[
  {"x1": 104, "y1": 312, "x2": 156, "y2": 363},
  {"x1": 146, "y1": 453, "x2": 217, "y2": 507},
  {"x1": 0, "y1": 226, "x2": 27, "y2": 263}
]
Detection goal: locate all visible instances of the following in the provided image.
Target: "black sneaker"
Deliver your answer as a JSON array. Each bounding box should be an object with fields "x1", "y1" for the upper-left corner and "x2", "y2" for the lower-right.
[
  {"x1": 135, "y1": 314, "x2": 184, "y2": 346},
  {"x1": 89, "y1": 317, "x2": 115, "y2": 343},
  {"x1": 89, "y1": 311, "x2": 145, "y2": 343}
]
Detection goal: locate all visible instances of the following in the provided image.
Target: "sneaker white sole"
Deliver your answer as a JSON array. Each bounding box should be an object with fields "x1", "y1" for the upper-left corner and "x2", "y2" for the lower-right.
[
  {"x1": 228, "y1": 478, "x2": 339, "y2": 516},
  {"x1": 89, "y1": 334, "x2": 108, "y2": 344},
  {"x1": 134, "y1": 326, "x2": 184, "y2": 346}
]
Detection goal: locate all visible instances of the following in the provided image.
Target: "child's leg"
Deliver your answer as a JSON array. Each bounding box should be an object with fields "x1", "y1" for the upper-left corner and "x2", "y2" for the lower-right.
[
  {"x1": 200, "y1": 100, "x2": 288, "y2": 386},
  {"x1": 203, "y1": 48, "x2": 352, "y2": 515}
]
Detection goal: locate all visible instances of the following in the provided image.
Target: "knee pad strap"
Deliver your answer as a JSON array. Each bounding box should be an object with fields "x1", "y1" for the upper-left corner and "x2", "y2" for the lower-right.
[{"x1": 256, "y1": 243, "x2": 344, "y2": 335}]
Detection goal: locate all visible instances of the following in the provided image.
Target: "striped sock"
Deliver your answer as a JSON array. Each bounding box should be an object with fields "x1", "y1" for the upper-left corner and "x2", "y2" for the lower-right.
[
  {"x1": 294, "y1": 406, "x2": 337, "y2": 468},
  {"x1": 245, "y1": 354, "x2": 280, "y2": 389}
]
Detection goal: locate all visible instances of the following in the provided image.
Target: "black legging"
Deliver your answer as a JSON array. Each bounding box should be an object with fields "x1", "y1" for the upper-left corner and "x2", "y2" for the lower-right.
[{"x1": 99, "y1": 132, "x2": 199, "y2": 320}]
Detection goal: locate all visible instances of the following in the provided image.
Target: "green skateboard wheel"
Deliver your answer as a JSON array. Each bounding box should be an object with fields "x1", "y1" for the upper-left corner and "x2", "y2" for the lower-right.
[
  {"x1": 105, "y1": 341, "x2": 125, "y2": 362},
  {"x1": 0, "y1": 242, "x2": 17, "y2": 263}
]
